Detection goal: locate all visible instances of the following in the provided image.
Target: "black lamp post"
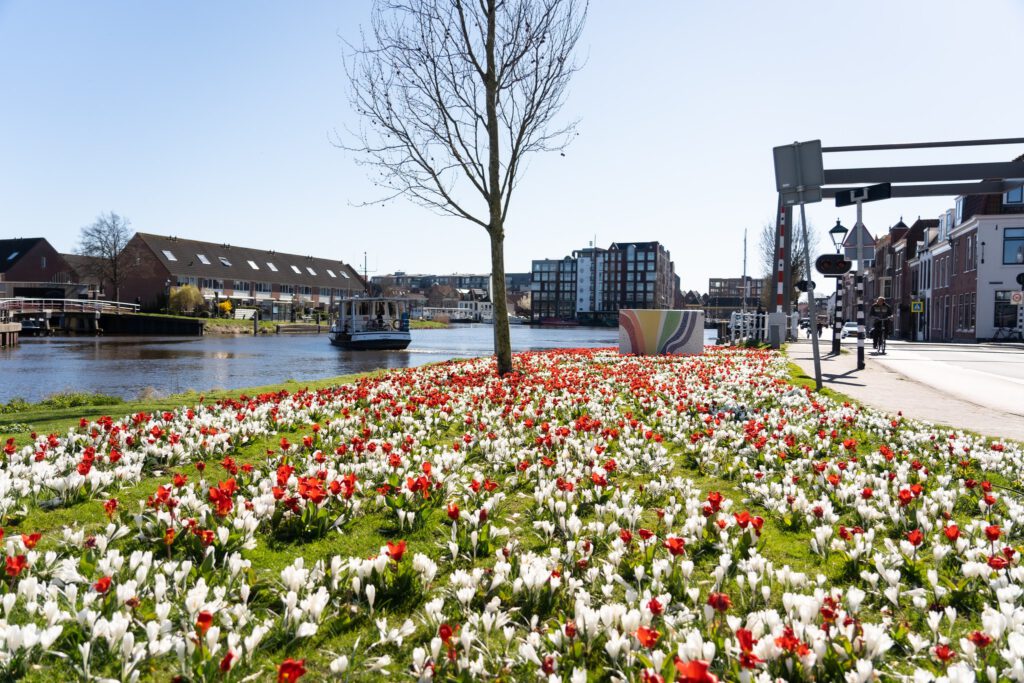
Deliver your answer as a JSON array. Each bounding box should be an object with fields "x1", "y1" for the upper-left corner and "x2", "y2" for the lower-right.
[{"x1": 829, "y1": 219, "x2": 849, "y2": 355}]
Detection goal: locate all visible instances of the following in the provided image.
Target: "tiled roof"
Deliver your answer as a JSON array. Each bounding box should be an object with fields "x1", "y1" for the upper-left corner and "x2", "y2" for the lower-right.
[
  {"x1": 0, "y1": 238, "x2": 44, "y2": 273},
  {"x1": 133, "y1": 233, "x2": 365, "y2": 291}
]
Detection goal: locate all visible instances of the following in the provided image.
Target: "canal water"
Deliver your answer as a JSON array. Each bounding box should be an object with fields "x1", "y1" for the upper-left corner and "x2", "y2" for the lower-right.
[{"x1": 0, "y1": 326, "x2": 719, "y2": 402}]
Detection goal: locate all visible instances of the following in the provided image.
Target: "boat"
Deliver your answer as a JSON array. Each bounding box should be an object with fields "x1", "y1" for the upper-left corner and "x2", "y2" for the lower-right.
[
  {"x1": 536, "y1": 317, "x2": 580, "y2": 327},
  {"x1": 328, "y1": 297, "x2": 411, "y2": 350},
  {"x1": 507, "y1": 314, "x2": 525, "y2": 325}
]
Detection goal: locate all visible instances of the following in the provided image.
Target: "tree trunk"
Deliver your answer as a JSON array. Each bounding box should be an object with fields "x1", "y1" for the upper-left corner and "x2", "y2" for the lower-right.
[
  {"x1": 483, "y1": 0, "x2": 512, "y2": 375},
  {"x1": 489, "y1": 228, "x2": 513, "y2": 374}
]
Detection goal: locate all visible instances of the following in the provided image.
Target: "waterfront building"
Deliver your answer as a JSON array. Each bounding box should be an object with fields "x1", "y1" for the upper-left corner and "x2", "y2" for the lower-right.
[
  {"x1": 705, "y1": 276, "x2": 764, "y2": 321},
  {"x1": 121, "y1": 233, "x2": 364, "y2": 319},
  {"x1": 529, "y1": 241, "x2": 681, "y2": 324},
  {"x1": 0, "y1": 238, "x2": 79, "y2": 299},
  {"x1": 529, "y1": 256, "x2": 577, "y2": 322}
]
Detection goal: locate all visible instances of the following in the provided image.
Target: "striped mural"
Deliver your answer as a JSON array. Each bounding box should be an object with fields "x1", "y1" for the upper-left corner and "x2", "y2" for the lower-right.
[{"x1": 618, "y1": 309, "x2": 704, "y2": 356}]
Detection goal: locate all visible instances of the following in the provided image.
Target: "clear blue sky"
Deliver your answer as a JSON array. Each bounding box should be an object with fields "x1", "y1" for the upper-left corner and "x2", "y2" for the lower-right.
[{"x1": 2, "y1": 0, "x2": 1022, "y2": 291}]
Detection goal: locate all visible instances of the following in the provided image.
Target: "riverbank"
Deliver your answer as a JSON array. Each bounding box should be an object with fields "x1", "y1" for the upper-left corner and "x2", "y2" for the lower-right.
[
  {"x1": 1, "y1": 347, "x2": 1021, "y2": 681},
  {"x1": 137, "y1": 313, "x2": 448, "y2": 334}
]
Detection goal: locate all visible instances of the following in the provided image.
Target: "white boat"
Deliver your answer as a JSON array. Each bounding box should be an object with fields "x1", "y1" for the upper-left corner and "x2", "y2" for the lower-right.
[
  {"x1": 329, "y1": 297, "x2": 411, "y2": 350},
  {"x1": 508, "y1": 314, "x2": 525, "y2": 325}
]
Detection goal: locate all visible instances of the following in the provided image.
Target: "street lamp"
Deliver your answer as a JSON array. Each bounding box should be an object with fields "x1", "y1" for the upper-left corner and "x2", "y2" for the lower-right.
[{"x1": 829, "y1": 219, "x2": 849, "y2": 355}]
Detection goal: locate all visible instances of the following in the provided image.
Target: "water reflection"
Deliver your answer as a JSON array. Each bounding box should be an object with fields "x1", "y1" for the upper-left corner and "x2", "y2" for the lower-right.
[{"x1": 1, "y1": 326, "x2": 716, "y2": 402}]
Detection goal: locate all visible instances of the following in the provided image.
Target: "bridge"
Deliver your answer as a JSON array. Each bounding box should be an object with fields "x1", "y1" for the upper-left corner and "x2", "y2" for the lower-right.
[{"x1": 0, "y1": 298, "x2": 142, "y2": 341}]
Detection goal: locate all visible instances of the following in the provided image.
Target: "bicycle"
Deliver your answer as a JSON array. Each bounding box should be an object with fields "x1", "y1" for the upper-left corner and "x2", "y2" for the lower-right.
[
  {"x1": 871, "y1": 319, "x2": 889, "y2": 354},
  {"x1": 993, "y1": 326, "x2": 1023, "y2": 341}
]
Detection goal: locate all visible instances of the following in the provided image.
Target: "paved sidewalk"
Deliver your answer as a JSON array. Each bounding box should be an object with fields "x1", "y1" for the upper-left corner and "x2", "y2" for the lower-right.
[{"x1": 785, "y1": 338, "x2": 1024, "y2": 443}]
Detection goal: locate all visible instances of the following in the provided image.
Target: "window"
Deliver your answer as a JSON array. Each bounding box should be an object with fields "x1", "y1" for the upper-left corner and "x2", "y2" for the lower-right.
[
  {"x1": 233, "y1": 281, "x2": 249, "y2": 291},
  {"x1": 197, "y1": 254, "x2": 211, "y2": 265},
  {"x1": 290, "y1": 265, "x2": 302, "y2": 274},
  {"x1": 995, "y1": 290, "x2": 1017, "y2": 328},
  {"x1": 280, "y1": 284, "x2": 294, "y2": 295},
  {"x1": 320, "y1": 287, "x2": 330, "y2": 297},
  {"x1": 219, "y1": 256, "x2": 232, "y2": 267},
  {"x1": 162, "y1": 250, "x2": 177, "y2": 262},
  {"x1": 255, "y1": 282, "x2": 272, "y2": 293},
  {"x1": 6, "y1": 251, "x2": 18, "y2": 261},
  {"x1": 340, "y1": 271, "x2": 350, "y2": 278},
  {"x1": 306, "y1": 267, "x2": 317, "y2": 276},
  {"x1": 267, "y1": 262, "x2": 278, "y2": 272},
  {"x1": 326, "y1": 269, "x2": 336, "y2": 278},
  {"x1": 954, "y1": 198, "x2": 963, "y2": 226},
  {"x1": 1006, "y1": 185, "x2": 1023, "y2": 204},
  {"x1": 247, "y1": 260, "x2": 259, "y2": 270},
  {"x1": 1003, "y1": 228, "x2": 1024, "y2": 264},
  {"x1": 41, "y1": 256, "x2": 47, "y2": 269},
  {"x1": 970, "y1": 292, "x2": 976, "y2": 329}
]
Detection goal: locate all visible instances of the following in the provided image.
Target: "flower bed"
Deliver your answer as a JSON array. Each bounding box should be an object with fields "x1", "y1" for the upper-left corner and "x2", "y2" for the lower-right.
[{"x1": 1, "y1": 347, "x2": 1022, "y2": 681}]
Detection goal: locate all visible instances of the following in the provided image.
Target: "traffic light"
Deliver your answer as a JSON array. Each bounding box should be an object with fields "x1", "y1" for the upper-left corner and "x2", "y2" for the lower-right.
[{"x1": 815, "y1": 254, "x2": 852, "y2": 277}]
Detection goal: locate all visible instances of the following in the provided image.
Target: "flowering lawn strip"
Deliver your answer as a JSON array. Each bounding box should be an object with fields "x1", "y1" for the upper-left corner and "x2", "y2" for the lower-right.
[{"x1": 2, "y1": 347, "x2": 1023, "y2": 682}]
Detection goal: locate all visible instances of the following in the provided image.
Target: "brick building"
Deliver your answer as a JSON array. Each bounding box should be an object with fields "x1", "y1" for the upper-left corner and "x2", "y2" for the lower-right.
[
  {"x1": 0, "y1": 238, "x2": 78, "y2": 299},
  {"x1": 121, "y1": 233, "x2": 365, "y2": 318}
]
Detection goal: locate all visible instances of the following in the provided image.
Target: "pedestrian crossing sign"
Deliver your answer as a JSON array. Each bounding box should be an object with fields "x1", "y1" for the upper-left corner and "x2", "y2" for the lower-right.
[{"x1": 911, "y1": 301, "x2": 923, "y2": 313}]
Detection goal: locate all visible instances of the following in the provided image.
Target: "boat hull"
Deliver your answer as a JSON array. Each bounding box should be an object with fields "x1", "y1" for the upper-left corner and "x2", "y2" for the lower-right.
[{"x1": 329, "y1": 331, "x2": 411, "y2": 350}]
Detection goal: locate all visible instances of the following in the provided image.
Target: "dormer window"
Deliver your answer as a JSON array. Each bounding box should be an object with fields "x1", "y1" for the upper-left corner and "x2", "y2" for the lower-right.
[{"x1": 1006, "y1": 184, "x2": 1023, "y2": 204}]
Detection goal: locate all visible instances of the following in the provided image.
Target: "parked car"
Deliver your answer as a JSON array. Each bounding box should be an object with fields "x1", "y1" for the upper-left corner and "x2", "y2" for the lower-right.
[{"x1": 840, "y1": 321, "x2": 859, "y2": 339}]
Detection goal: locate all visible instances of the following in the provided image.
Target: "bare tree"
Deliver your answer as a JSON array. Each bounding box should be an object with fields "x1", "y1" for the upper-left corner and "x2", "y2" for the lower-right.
[
  {"x1": 76, "y1": 212, "x2": 138, "y2": 303},
  {"x1": 343, "y1": 0, "x2": 587, "y2": 374},
  {"x1": 757, "y1": 218, "x2": 821, "y2": 309}
]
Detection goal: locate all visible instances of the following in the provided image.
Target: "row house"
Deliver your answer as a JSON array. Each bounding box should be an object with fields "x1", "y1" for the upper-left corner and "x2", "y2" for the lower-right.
[
  {"x1": 122, "y1": 233, "x2": 365, "y2": 317},
  {"x1": 906, "y1": 181, "x2": 1024, "y2": 341},
  {"x1": 0, "y1": 238, "x2": 80, "y2": 299},
  {"x1": 529, "y1": 241, "x2": 681, "y2": 325}
]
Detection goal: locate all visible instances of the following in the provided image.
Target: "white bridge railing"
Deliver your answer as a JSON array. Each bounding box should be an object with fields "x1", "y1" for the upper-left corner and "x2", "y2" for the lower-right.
[
  {"x1": 0, "y1": 298, "x2": 140, "y2": 315},
  {"x1": 728, "y1": 311, "x2": 802, "y2": 344}
]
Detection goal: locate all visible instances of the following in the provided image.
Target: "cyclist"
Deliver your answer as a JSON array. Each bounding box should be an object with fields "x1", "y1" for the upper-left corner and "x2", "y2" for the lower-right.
[{"x1": 869, "y1": 296, "x2": 893, "y2": 353}]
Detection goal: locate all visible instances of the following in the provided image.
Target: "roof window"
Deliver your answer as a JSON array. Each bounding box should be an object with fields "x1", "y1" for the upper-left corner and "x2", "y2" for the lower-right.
[
  {"x1": 290, "y1": 265, "x2": 301, "y2": 274},
  {"x1": 162, "y1": 250, "x2": 177, "y2": 261},
  {"x1": 197, "y1": 254, "x2": 211, "y2": 265},
  {"x1": 7, "y1": 251, "x2": 19, "y2": 261},
  {"x1": 326, "y1": 269, "x2": 336, "y2": 278},
  {"x1": 218, "y1": 256, "x2": 232, "y2": 267},
  {"x1": 340, "y1": 270, "x2": 350, "y2": 278},
  {"x1": 306, "y1": 267, "x2": 317, "y2": 276},
  {"x1": 267, "y1": 262, "x2": 278, "y2": 272},
  {"x1": 247, "y1": 260, "x2": 259, "y2": 270}
]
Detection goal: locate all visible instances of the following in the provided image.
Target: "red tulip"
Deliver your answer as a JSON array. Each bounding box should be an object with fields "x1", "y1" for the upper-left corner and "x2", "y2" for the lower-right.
[
  {"x1": 277, "y1": 658, "x2": 306, "y2": 683},
  {"x1": 707, "y1": 592, "x2": 732, "y2": 612}
]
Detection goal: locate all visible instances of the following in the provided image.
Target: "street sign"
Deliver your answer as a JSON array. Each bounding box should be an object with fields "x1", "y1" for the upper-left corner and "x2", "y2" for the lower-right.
[
  {"x1": 911, "y1": 301, "x2": 924, "y2": 313},
  {"x1": 773, "y1": 140, "x2": 824, "y2": 206},
  {"x1": 843, "y1": 224, "x2": 876, "y2": 261},
  {"x1": 815, "y1": 253, "x2": 852, "y2": 276},
  {"x1": 834, "y1": 183, "x2": 892, "y2": 208},
  {"x1": 1012, "y1": 291, "x2": 1024, "y2": 306},
  {"x1": 795, "y1": 280, "x2": 816, "y2": 293}
]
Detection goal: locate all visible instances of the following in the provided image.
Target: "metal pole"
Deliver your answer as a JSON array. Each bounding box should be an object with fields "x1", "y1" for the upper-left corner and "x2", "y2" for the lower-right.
[
  {"x1": 832, "y1": 274, "x2": 842, "y2": 355},
  {"x1": 855, "y1": 200, "x2": 866, "y2": 370},
  {"x1": 800, "y1": 205, "x2": 822, "y2": 389}
]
